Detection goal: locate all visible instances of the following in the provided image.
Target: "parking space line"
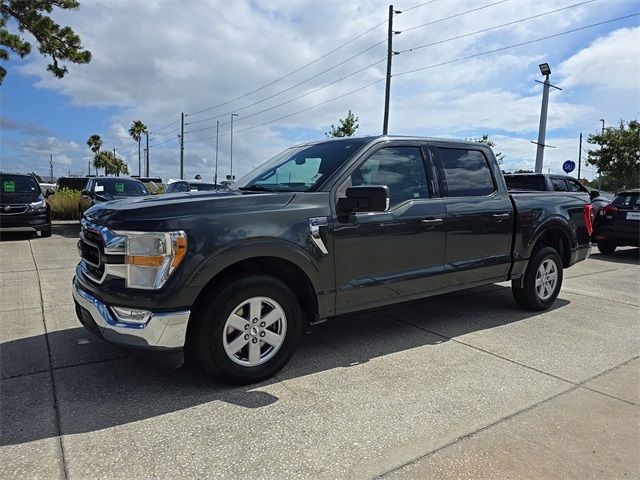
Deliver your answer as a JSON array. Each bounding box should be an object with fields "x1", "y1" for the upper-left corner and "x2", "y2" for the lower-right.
[
  {"x1": 375, "y1": 355, "x2": 639, "y2": 479},
  {"x1": 28, "y1": 239, "x2": 69, "y2": 480}
]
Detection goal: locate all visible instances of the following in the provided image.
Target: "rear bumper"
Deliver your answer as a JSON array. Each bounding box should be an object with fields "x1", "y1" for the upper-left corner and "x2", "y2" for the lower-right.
[
  {"x1": 72, "y1": 278, "x2": 190, "y2": 354},
  {"x1": 593, "y1": 229, "x2": 640, "y2": 246}
]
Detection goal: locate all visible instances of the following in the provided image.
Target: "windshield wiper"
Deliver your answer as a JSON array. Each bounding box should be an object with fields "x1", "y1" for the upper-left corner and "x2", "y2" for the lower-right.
[{"x1": 238, "y1": 185, "x2": 277, "y2": 192}]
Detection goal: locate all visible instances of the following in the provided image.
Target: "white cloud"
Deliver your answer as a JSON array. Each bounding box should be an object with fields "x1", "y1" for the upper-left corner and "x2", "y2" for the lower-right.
[
  {"x1": 4, "y1": 0, "x2": 639, "y2": 181},
  {"x1": 558, "y1": 26, "x2": 640, "y2": 90}
]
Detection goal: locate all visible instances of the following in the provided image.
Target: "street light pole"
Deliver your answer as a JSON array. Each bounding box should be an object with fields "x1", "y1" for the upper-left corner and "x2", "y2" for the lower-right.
[
  {"x1": 215, "y1": 120, "x2": 219, "y2": 189},
  {"x1": 534, "y1": 63, "x2": 552, "y2": 173},
  {"x1": 230, "y1": 113, "x2": 238, "y2": 185}
]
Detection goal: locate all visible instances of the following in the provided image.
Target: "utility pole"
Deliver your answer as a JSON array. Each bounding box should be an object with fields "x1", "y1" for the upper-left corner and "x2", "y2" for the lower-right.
[
  {"x1": 49, "y1": 154, "x2": 54, "y2": 182},
  {"x1": 145, "y1": 131, "x2": 150, "y2": 176},
  {"x1": 383, "y1": 5, "x2": 399, "y2": 135},
  {"x1": 215, "y1": 120, "x2": 219, "y2": 188},
  {"x1": 598, "y1": 119, "x2": 605, "y2": 190},
  {"x1": 179, "y1": 112, "x2": 185, "y2": 179},
  {"x1": 230, "y1": 113, "x2": 238, "y2": 184},
  {"x1": 577, "y1": 132, "x2": 582, "y2": 179}
]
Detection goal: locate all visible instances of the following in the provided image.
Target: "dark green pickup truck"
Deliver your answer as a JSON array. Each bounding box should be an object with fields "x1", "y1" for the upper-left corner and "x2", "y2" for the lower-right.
[{"x1": 73, "y1": 136, "x2": 593, "y2": 384}]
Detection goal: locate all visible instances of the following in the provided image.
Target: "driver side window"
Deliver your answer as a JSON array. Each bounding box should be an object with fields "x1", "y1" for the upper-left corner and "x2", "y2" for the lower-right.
[{"x1": 348, "y1": 147, "x2": 429, "y2": 208}]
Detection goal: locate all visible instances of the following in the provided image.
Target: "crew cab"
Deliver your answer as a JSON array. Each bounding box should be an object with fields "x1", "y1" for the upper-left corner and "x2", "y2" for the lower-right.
[{"x1": 73, "y1": 136, "x2": 593, "y2": 384}]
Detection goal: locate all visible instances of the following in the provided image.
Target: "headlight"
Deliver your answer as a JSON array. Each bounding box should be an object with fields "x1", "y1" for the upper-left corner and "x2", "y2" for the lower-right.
[
  {"x1": 115, "y1": 230, "x2": 187, "y2": 290},
  {"x1": 29, "y1": 200, "x2": 47, "y2": 212}
]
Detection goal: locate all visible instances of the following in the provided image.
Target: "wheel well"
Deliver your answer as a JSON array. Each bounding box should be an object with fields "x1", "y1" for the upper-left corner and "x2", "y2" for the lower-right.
[
  {"x1": 533, "y1": 228, "x2": 571, "y2": 267},
  {"x1": 193, "y1": 256, "x2": 318, "y2": 325}
]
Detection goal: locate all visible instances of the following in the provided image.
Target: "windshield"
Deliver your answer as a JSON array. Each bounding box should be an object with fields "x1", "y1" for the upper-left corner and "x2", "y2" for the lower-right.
[
  {"x1": 236, "y1": 139, "x2": 369, "y2": 192},
  {"x1": 1, "y1": 174, "x2": 41, "y2": 195},
  {"x1": 189, "y1": 182, "x2": 217, "y2": 191},
  {"x1": 95, "y1": 179, "x2": 149, "y2": 196}
]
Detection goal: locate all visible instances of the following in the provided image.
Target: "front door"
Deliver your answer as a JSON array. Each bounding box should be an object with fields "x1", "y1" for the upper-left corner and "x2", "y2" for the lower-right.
[{"x1": 332, "y1": 144, "x2": 446, "y2": 315}]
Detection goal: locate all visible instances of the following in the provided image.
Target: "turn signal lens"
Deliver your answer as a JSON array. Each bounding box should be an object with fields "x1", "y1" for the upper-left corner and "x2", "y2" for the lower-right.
[
  {"x1": 171, "y1": 235, "x2": 187, "y2": 268},
  {"x1": 126, "y1": 255, "x2": 164, "y2": 267}
]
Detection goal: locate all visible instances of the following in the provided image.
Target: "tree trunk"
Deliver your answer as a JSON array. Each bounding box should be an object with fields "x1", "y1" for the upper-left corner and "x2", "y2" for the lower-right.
[{"x1": 138, "y1": 139, "x2": 141, "y2": 177}]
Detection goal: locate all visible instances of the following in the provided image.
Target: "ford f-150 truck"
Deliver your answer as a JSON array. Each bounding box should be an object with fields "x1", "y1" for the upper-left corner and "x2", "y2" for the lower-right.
[{"x1": 73, "y1": 136, "x2": 593, "y2": 384}]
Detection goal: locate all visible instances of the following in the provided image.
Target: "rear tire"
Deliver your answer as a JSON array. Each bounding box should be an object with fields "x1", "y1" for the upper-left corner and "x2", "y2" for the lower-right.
[
  {"x1": 512, "y1": 246, "x2": 563, "y2": 311},
  {"x1": 597, "y1": 242, "x2": 616, "y2": 255},
  {"x1": 189, "y1": 275, "x2": 302, "y2": 385}
]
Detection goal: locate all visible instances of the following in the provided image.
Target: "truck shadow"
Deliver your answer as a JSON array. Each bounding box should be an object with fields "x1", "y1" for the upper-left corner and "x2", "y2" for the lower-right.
[{"x1": 1, "y1": 284, "x2": 569, "y2": 447}]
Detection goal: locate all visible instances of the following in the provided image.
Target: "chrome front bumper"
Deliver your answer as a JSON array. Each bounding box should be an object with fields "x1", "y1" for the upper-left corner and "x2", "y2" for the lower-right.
[{"x1": 72, "y1": 281, "x2": 190, "y2": 349}]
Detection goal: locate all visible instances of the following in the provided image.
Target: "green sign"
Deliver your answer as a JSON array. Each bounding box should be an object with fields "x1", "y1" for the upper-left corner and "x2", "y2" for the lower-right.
[
  {"x1": 115, "y1": 183, "x2": 124, "y2": 193},
  {"x1": 3, "y1": 181, "x2": 15, "y2": 193}
]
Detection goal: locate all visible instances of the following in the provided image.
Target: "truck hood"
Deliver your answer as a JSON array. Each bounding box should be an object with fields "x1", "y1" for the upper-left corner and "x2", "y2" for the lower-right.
[{"x1": 84, "y1": 190, "x2": 295, "y2": 228}]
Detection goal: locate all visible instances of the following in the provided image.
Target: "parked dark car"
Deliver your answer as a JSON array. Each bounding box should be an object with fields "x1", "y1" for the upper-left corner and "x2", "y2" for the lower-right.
[
  {"x1": 593, "y1": 189, "x2": 640, "y2": 254},
  {"x1": 74, "y1": 136, "x2": 592, "y2": 384},
  {"x1": 504, "y1": 173, "x2": 609, "y2": 212},
  {"x1": 57, "y1": 176, "x2": 92, "y2": 191},
  {"x1": 165, "y1": 180, "x2": 222, "y2": 193},
  {"x1": 0, "y1": 172, "x2": 54, "y2": 237},
  {"x1": 78, "y1": 177, "x2": 150, "y2": 216}
]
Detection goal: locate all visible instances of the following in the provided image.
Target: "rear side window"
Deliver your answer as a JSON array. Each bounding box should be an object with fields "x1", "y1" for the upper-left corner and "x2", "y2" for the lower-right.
[
  {"x1": 551, "y1": 177, "x2": 568, "y2": 191},
  {"x1": 611, "y1": 193, "x2": 639, "y2": 208},
  {"x1": 437, "y1": 148, "x2": 495, "y2": 197}
]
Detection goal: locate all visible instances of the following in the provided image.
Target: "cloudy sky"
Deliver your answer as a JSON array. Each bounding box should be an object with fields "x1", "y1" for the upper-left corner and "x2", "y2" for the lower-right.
[{"x1": 1, "y1": 0, "x2": 639, "y2": 182}]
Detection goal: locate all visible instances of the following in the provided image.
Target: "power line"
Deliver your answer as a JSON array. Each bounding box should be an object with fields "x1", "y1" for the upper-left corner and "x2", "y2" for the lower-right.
[
  {"x1": 396, "y1": 0, "x2": 596, "y2": 54},
  {"x1": 185, "y1": 58, "x2": 387, "y2": 135},
  {"x1": 150, "y1": 118, "x2": 180, "y2": 134},
  {"x1": 394, "y1": 12, "x2": 640, "y2": 77},
  {"x1": 402, "y1": 0, "x2": 439, "y2": 13},
  {"x1": 188, "y1": 78, "x2": 384, "y2": 143},
  {"x1": 185, "y1": 40, "x2": 387, "y2": 127},
  {"x1": 186, "y1": 18, "x2": 389, "y2": 117},
  {"x1": 401, "y1": 0, "x2": 510, "y2": 33},
  {"x1": 149, "y1": 125, "x2": 180, "y2": 142}
]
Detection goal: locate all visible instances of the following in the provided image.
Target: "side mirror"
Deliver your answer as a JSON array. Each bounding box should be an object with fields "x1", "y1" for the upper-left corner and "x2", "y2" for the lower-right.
[
  {"x1": 45, "y1": 189, "x2": 55, "y2": 197},
  {"x1": 337, "y1": 185, "x2": 390, "y2": 217},
  {"x1": 589, "y1": 190, "x2": 600, "y2": 200},
  {"x1": 81, "y1": 190, "x2": 90, "y2": 197}
]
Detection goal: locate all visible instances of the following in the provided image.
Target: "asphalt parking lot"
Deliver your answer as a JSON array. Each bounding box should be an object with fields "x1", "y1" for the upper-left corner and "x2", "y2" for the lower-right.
[{"x1": 1, "y1": 225, "x2": 638, "y2": 479}]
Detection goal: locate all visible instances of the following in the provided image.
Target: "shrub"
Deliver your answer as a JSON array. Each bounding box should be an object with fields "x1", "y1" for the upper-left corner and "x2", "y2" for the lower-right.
[{"x1": 48, "y1": 188, "x2": 81, "y2": 220}]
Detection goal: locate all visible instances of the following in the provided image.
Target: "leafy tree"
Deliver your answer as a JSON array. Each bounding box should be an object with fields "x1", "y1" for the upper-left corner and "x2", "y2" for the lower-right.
[
  {"x1": 587, "y1": 120, "x2": 640, "y2": 189},
  {"x1": 0, "y1": 0, "x2": 92, "y2": 85},
  {"x1": 86, "y1": 134, "x2": 103, "y2": 175},
  {"x1": 471, "y1": 133, "x2": 505, "y2": 165},
  {"x1": 95, "y1": 150, "x2": 128, "y2": 177},
  {"x1": 326, "y1": 110, "x2": 359, "y2": 138},
  {"x1": 128, "y1": 120, "x2": 147, "y2": 176}
]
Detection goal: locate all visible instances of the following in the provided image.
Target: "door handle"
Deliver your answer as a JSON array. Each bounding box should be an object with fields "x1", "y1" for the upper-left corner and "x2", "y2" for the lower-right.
[
  {"x1": 421, "y1": 218, "x2": 444, "y2": 226},
  {"x1": 492, "y1": 213, "x2": 510, "y2": 222}
]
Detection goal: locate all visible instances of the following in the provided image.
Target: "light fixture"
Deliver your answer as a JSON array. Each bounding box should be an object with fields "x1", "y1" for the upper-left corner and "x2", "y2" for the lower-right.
[{"x1": 539, "y1": 63, "x2": 551, "y2": 76}]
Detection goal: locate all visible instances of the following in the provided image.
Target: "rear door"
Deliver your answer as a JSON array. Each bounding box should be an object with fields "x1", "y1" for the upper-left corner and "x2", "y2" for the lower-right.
[
  {"x1": 431, "y1": 145, "x2": 514, "y2": 287},
  {"x1": 332, "y1": 142, "x2": 446, "y2": 314}
]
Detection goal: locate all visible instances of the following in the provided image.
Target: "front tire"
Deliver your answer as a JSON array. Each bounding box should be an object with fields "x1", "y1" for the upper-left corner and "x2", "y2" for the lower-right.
[
  {"x1": 512, "y1": 246, "x2": 563, "y2": 311},
  {"x1": 40, "y1": 224, "x2": 52, "y2": 238},
  {"x1": 189, "y1": 275, "x2": 302, "y2": 385},
  {"x1": 597, "y1": 242, "x2": 616, "y2": 255}
]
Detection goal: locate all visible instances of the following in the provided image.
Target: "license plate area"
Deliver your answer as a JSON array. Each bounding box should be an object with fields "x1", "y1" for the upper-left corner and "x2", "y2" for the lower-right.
[{"x1": 626, "y1": 211, "x2": 640, "y2": 221}]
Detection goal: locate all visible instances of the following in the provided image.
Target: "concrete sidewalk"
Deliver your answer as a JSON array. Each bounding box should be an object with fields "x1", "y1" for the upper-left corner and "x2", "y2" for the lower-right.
[{"x1": 1, "y1": 225, "x2": 638, "y2": 479}]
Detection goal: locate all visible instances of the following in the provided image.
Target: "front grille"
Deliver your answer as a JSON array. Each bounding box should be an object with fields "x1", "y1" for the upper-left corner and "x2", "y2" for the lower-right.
[
  {"x1": 80, "y1": 226, "x2": 106, "y2": 280},
  {"x1": 0, "y1": 204, "x2": 28, "y2": 215}
]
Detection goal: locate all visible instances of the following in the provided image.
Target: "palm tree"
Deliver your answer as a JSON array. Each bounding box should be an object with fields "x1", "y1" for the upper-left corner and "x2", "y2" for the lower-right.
[
  {"x1": 128, "y1": 120, "x2": 147, "y2": 176},
  {"x1": 86, "y1": 134, "x2": 103, "y2": 175},
  {"x1": 97, "y1": 150, "x2": 129, "y2": 177}
]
